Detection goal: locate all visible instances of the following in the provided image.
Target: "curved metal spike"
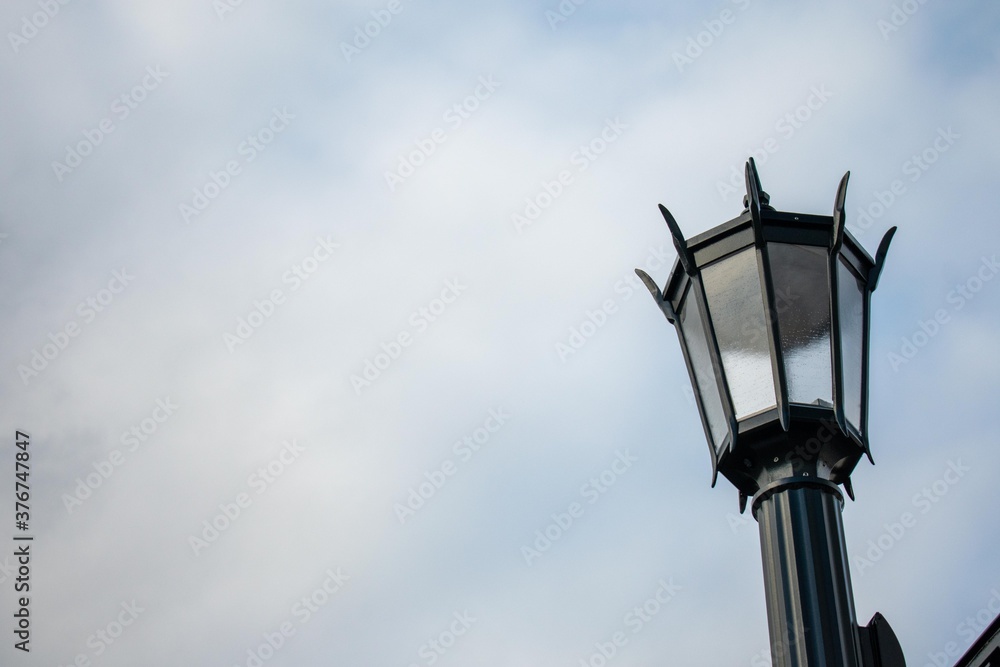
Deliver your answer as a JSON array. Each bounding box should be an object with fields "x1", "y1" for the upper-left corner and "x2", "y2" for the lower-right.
[
  {"x1": 869, "y1": 226, "x2": 897, "y2": 292},
  {"x1": 635, "y1": 268, "x2": 661, "y2": 300},
  {"x1": 634, "y1": 269, "x2": 676, "y2": 324},
  {"x1": 739, "y1": 491, "x2": 748, "y2": 514},
  {"x1": 745, "y1": 160, "x2": 761, "y2": 212},
  {"x1": 658, "y1": 204, "x2": 696, "y2": 276},
  {"x1": 832, "y1": 171, "x2": 850, "y2": 251},
  {"x1": 751, "y1": 156, "x2": 765, "y2": 197},
  {"x1": 843, "y1": 476, "x2": 855, "y2": 501},
  {"x1": 743, "y1": 157, "x2": 772, "y2": 210},
  {"x1": 744, "y1": 160, "x2": 764, "y2": 243}
]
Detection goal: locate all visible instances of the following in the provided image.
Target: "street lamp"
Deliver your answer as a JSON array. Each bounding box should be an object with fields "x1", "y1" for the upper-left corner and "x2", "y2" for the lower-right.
[{"x1": 637, "y1": 159, "x2": 905, "y2": 667}]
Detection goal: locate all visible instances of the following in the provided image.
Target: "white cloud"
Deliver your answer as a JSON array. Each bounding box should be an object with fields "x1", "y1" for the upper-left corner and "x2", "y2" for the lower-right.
[{"x1": 1, "y1": 1, "x2": 999, "y2": 665}]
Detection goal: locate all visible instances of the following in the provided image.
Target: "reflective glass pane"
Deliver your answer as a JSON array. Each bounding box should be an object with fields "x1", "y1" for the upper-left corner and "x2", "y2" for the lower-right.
[
  {"x1": 701, "y1": 249, "x2": 776, "y2": 420},
  {"x1": 678, "y1": 284, "x2": 728, "y2": 450},
  {"x1": 768, "y1": 243, "x2": 833, "y2": 407},
  {"x1": 838, "y1": 258, "x2": 865, "y2": 430}
]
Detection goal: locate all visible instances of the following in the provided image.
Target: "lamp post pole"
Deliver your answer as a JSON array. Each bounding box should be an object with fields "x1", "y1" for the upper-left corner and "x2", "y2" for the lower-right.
[
  {"x1": 636, "y1": 159, "x2": 905, "y2": 667},
  {"x1": 756, "y1": 480, "x2": 860, "y2": 666}
]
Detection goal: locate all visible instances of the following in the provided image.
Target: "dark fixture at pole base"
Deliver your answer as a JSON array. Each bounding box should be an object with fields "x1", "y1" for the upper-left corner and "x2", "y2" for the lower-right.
[{"x1": 858, "y1": 613, "x2": 906, "y2": 667}]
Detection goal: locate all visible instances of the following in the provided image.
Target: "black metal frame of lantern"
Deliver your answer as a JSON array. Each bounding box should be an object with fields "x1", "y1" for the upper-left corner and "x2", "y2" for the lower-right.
[{"x1": 637, "y1": 159, "x2": 905, "y2": 667}]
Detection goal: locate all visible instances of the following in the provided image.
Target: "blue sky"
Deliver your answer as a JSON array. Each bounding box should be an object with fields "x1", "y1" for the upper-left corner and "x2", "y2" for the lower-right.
[{"x1": 2, "y1": 1, "x2": 999, "y2": 665}]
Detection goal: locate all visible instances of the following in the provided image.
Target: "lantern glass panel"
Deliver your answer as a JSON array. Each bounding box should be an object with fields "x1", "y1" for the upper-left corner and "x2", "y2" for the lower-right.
[
  {"x1": 768, "y1": 243, "x2": 833, "y2": 407},
  {"x1": 701, "y1": 248, "x2": 777, "y2": 420},
  {"x1": 838, "y1": 257, "x2": 866, "y2": 430},
  {"x1": 678, "y1": 282, "x2": 728, "y2": 449}
]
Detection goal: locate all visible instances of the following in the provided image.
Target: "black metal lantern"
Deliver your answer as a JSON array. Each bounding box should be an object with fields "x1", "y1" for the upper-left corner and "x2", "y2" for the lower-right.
[
  {"x1": 638, "y1": 159, "x2": 895, "y2": 512},
  {"x1": 637, "y1": 159, "x2": 905, "y2": 667}
]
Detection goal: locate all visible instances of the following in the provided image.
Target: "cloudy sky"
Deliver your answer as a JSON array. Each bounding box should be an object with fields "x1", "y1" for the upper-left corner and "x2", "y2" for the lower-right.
[{"x1": 2, "y1": 1, "x2": 999, "y2": 665}]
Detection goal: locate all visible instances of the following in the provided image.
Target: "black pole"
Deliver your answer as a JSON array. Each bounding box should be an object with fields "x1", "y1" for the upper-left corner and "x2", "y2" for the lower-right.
[{"x1": 754, "y1": 480, "x2": 861, "y2": 667}]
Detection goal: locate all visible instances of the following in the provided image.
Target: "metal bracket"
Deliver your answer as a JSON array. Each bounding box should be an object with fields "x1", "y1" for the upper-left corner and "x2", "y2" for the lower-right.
[{"x1": 858, "y1": 612, "x2": 906, "y2": 667}]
